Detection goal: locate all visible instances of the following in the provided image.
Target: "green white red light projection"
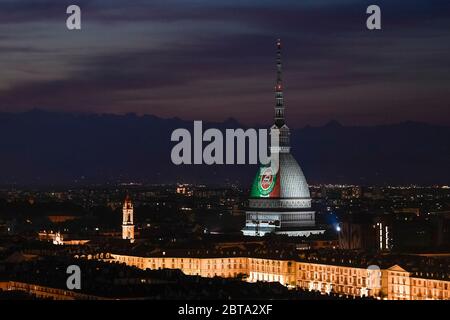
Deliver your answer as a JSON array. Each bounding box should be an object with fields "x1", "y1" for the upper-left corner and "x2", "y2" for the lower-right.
[{"x1": 250, "y1": 166, "x2": 280, "y2": 198}]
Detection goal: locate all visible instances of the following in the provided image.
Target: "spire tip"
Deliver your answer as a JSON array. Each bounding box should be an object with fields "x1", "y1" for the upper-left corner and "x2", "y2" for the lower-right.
[{"x1": 276, "y1": 38, "x2": 281, "y2": 49}]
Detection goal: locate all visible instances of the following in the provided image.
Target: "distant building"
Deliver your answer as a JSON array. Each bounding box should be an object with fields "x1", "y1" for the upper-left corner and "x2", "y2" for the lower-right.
[
  {"x1": 242, "y1": 40, "x2": 323, "y2": 237},
  {"x1": 363, "y1": 186, "x2": 384, "y2": 200},
  {"x1": 53, "y1": 231, "x2": 64, "y2": 245},
  {"x1": 391, "y1": 213, "x2": 450, "y2": 250},
  {"x1": 338, "y1": 214, "x2": 392, "y2": 251},
  {"x1": 342, "y1": 186, "x2": 363, "y2": 200},
  {"x1": 176, "y1": 184, "x2": 193, "y2": 196},
  {"x1": 37, "y1": 230, "x2": 90, "y2": 246},
  {"x1": 38, "y1": 230, "x2": 61, "y2": 243},
  {"x1": 393, "y1": 208, "x2": 420, "y2": 216},
  {"x1": 229, "y1": 204, "x2": 244, "y2": 216},
  {"x1": 46, "y1": 215, "x2": 79, "y2": 223},
  {"x1": 0, "y1": 219, "x2": 15, "y2": 235},
  {"x1": 338, "y1": 212, "x2": 450, "y2": 251},
  {"x1": 122, "y1": 195, "x2": 135, "y2": 243}
]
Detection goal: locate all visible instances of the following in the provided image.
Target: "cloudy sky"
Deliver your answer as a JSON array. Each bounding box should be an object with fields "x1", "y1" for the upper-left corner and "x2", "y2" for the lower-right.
[{"x1": 0, "y1": 0, "x2": 449, "y2": 127}]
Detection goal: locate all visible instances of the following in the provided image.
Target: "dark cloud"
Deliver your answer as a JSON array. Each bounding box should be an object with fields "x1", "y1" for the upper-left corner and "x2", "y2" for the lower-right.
[{"x1": 0, "y1": 0, "x2": 449, "y2": 125}]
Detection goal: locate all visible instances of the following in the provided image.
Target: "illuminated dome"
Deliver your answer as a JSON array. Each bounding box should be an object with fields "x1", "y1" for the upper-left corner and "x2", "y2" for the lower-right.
[
  {"x1": 249, "y1": 153, "x2": 310, "y2": 200},
  {"x1": 246, "y1": 39, "x2": 311, "y2": 210},
  {"x1": 242, "y1": 39, "x2": 323, "y2": 237}
]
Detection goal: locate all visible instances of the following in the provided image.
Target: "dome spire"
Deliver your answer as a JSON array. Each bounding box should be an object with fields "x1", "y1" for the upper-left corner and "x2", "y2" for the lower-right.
[
  {"x1": 271, "y1": 39, "x2": 290, "y2": 152},
  {"x1": 274, "y1": 38, "x2": 285, "y2": 127}
]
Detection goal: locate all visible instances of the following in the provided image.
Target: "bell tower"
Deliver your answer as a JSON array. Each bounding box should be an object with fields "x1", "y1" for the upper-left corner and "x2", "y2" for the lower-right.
[{"x1": 122, "y1": 195, "x2": 135, "y2": 243}]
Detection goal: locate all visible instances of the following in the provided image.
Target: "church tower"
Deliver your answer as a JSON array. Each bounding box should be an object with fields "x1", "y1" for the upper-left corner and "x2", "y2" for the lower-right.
[{"x1": 122, "y1": 195, "x2": 135, "y2": 243}]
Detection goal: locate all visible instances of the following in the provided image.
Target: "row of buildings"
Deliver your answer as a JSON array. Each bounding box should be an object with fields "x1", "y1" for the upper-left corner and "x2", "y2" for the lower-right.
[
  {"x1": 0, "y1": 281, "x2": 102, "y2": 300},
  {"x1": 101, "y1": 251, "x2": 450, "y2": 300}
]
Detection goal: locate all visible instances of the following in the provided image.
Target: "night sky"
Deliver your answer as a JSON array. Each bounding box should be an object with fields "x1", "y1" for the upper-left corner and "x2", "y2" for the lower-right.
[{"x1": 0, "y1": 0, "x2": 449, "y2": 127}]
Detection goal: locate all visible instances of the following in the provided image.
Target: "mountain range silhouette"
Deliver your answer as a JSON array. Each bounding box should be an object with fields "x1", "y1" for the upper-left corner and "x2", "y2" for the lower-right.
[{"x1": 0, "y1": 109, "x2": 448, "y2": 187}]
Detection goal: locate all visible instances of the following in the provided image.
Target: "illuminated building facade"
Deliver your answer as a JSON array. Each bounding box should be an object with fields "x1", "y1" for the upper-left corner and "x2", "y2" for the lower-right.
[
  {"x1": 122, "y1": 195, "x2": 135, "y2": 243},
  {"x1": 107, "y1": 253, "x2": 450, "y2": 300},
  {"x1": 242, "y1": 40, "x2": 323, "y2": 237},
  {"x1": 0, "y1": 281, "x2": 102, "y2": 300}
]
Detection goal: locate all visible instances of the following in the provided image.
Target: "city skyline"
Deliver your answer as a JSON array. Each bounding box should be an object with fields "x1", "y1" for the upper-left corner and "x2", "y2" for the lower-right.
[{"x1": 0, "y1": 1, "x2": 449, "y2": 305}]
